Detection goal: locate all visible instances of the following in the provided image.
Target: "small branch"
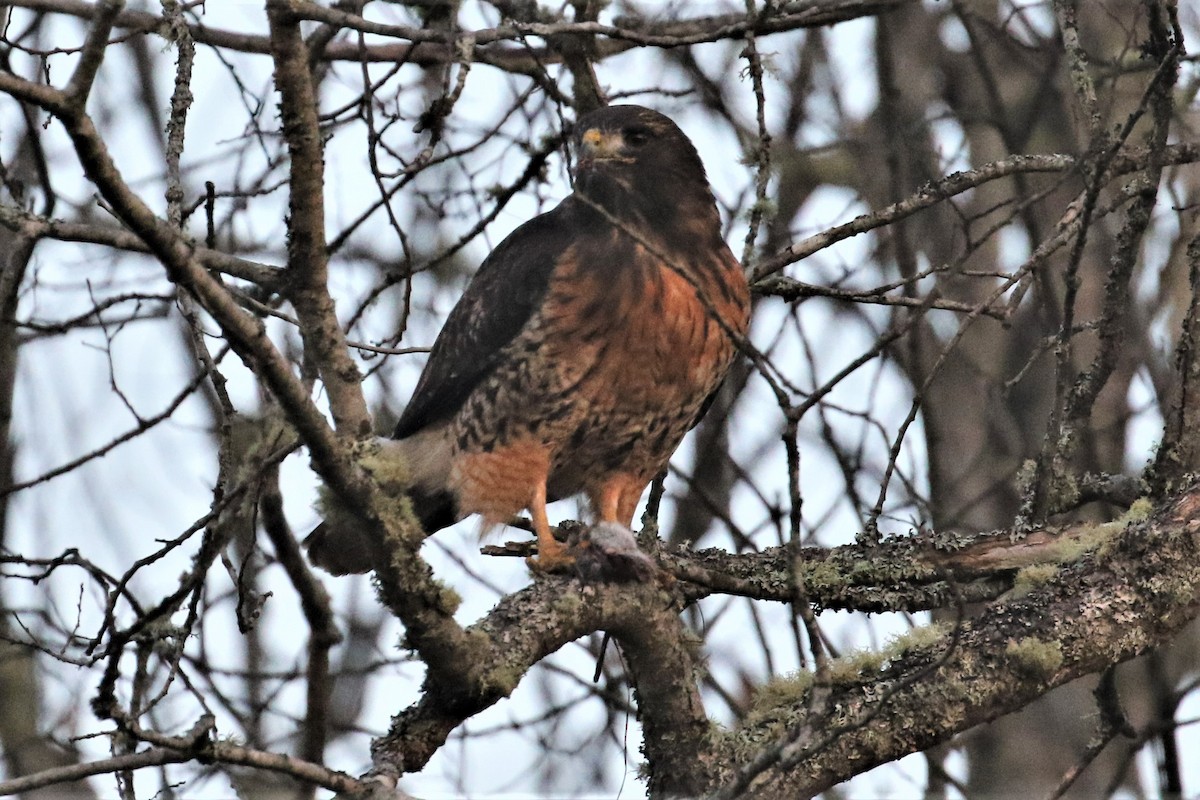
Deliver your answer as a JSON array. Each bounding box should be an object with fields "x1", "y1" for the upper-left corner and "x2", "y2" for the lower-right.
[
  {"x1": 0, "y1": 361, "x2": 213, "y2": 496},
  {"x1": 0, "y1": 65, "x2": 365, "y2": 512},
  {"x1": 62, "y1": 0, "x2": 122, "y2": 105},
  {"x1": 1030, "y1": 6, "x2": 1182, "y2": 520},
  {"x1": 0, "y1": 202, "x2": 283, "y2": 287},
  {"x1": 100, "y1": 709, "x2": 366, "y2": 795},
  {"x1": 206, "y1": 738, "x2": 365, "y2": 794},
  {"x1": 1151, "y1": 231, "x2": 1200, "y2": 489},
  {"x1": 751, "y1": 144, "x2": 1200, "y2": 281},
  {"x1": 162, "y1": 0, "x2": 194, "y2": 229},
  {"x1": 1076, "y1": 473, "x2": 1146, "y2": 509},
  {"x1": 754, "y1": 274, "x2": 1008, "y2": 318},
  {"x1": 4, "y1": 0, "x2": 920, "y2": 73},
  {"x1": 1042, "y1": 669, "x2": 1133, "y2": 800},
  {"x1": 1052, "y1": 0, "x2": 1102, "y2": 138},
  {"x1": 258, "y1": 474, "x2": 340, "y2": 770},
  {"x1": 753, "y1": 153, "x2": 1072, "y2": 280},
  {"x1": 553, "y1": 0, "x2": 606, "y2": 112},
  {"x1": 739, "y1": 0, "x2": 773, "y2": 270},
  {"x1": 0, "y1": 747, "x2": 188, "y2": 797}
]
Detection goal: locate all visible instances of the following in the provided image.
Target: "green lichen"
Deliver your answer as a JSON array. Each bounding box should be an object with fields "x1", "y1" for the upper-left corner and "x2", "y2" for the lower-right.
[
  {"x1": 356, "y1": 439, "x2": 412, "y2": 493},
  {"x1": 551, "y1": 591, "x2": 584, "y2": 617},
  {"x1": 1056, "y1": 527, "x2": 1108, "y2": 562},
  {"x1": 743, "y1": 670, "x2": 814, "y2": 732},
  {"x1": 1024, "y1": 506, "x2": 1141, "y2": 569},
  {"x1": 437, "y1": 582, "x2": 463, "y2": 616},
  {"x1": 314, "y1": 484, "x2": 363, "y2": 532},
  {"x1": 1013, "y1": 458, "x2": 1085, "y2": 523},
  {"x1": 462, "y1": 629, "x2": 523, "y2": 697},
  {"x1": 1053, "y1": 471, "x2": 1081, "y2": 514},
  {"x1": 1005, "y1": 637, "x2": 1063, "y2": 679},
  {"x1": 744, "y1": 197, "x2": 778, "y2": 221},
  {"x1": 1079, "y1": 497, "x2": 1156, "y2": 560},
  {"x1": 313, "y1": 437, "x2": 423, "y2": 550},
  {"x1": 1015, "y1": 459, "x2": 1039, "y2": 498},
  {"x1": 1010, "y1": 563, "x2": 1059, "y2": 599},
  {"x1": 379, "y1": 491, "x2": 423, "y2": 548},
  {"x1": 794, "y1": 559, "x2": 842, "y2": 591},
  {"x1": 758, "y1": 670, "x2": 815, "y2": 707},
  {"x1": 848, "y1": 560, "x2": 877, "y2": 582},
  {"x1": 1124, "y1": 497, "x2": 1153, "y2": 522},
  {"x1": 826, "y1": 622, "x2": 951, "y2": 685},
  {"x1": 827, "y1": 649, "x2": 887, "y2": 684},
  {"x1": 893, "y1": 621, "x2": 951, "y2": 652},
  {"x1": 483, "y1": 660, "x2": 525, "y2": 696}
]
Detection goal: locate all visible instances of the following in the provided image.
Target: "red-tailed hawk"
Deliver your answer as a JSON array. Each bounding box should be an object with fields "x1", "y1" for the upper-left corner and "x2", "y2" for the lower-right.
[{"x1": 307, "y1": 104, "x2": 750, "y2": 575}]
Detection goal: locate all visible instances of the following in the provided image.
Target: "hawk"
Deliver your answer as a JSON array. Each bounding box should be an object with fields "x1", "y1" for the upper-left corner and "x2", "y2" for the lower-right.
[{"x1": 307, "y1": 104, "x2": 750, "y2": 575}]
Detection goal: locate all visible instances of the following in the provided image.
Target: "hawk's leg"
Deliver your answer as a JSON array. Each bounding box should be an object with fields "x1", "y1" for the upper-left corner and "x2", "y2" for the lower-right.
[
  {"x1": 597, "y1": 475, "x2": 645, "y2": 526},
  {"x1": 527, "y1": 480, "x2": 574, "y2": 572}
]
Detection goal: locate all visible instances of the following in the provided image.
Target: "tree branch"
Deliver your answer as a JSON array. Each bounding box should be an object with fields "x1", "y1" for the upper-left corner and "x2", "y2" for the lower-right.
[
  {"x1": 266, "y1": 0, "x2": 371, "y2": 439},
  {"x1": 751, "y1": 143, "x2": 1200, "y2": 281},
  {"x1": 5, "y1": 0, "x2": 919, "y2": 73},
  {"x1": 702, "y1": 484, "x2": 1200, "y2": 797},
  {"x1": 0, "y1": 747, "x2": 188, "y2": 797},
  {"x1": 369, "y1": 578, "x2": 683, "y2": 779},
  {"x1": 0, "y1": 203, "x2": 283, "y2": 287},
  {"x1": 0, "y1": 63, "x2": 363, "y2": 506},
  {"x1": 369, "y1": 486, "x2": 1185, "y2": 796}
]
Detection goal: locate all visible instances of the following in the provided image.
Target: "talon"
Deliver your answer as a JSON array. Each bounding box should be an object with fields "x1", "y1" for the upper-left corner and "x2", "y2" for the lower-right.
[{"x1": 526, "y1": 537, "x2": 576, "y2": 573}]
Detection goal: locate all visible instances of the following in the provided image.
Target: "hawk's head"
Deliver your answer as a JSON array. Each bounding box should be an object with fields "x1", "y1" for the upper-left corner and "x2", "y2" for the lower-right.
[{"x1": 571, "y1": 105, "x2": 720, "y2": 241}]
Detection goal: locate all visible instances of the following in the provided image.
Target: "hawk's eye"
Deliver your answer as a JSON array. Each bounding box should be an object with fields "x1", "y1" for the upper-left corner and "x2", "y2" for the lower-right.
[{"x1": 624, "y1": 127, "x2": 651, "y2": 146}]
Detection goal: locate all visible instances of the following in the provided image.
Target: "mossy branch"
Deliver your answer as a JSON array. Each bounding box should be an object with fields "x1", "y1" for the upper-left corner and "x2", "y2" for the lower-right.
[{"x1": 702, "y1": 483, "x2": 1200, "y2": 798}]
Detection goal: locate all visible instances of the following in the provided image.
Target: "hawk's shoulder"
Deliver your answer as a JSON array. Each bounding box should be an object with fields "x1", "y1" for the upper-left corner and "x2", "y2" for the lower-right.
[{"x1": 393, "y1": 197, "x2": 585, "y2": 439}]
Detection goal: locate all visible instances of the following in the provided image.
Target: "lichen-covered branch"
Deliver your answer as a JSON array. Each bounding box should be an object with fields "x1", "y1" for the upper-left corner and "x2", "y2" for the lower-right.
[
  {"x1": 699, "y1": 483, "x2": 1200, "y2": 797},
  {"x1": 362, "y1": 485, "x2": 1199, "y2": 798},
  {"x1": 369, "y1": 578, "x2": 681, "y2": 779},
  {"x1": 265, "y1": 0, "x2": 371, "y2": 439},
  {"x1": 665, "y1": 509, "x2": 1128, "y2": 612}
]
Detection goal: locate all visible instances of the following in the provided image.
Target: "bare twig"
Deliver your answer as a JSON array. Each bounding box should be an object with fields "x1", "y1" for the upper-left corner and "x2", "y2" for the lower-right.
[{"x1": 0, "y1": 747, "x2": 188, "y2": 797}]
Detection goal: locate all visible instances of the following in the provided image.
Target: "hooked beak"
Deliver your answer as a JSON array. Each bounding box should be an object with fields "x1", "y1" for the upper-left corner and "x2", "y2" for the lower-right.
[{"x1": 578, "y1": 128, "x2": 627, "y2": 163}]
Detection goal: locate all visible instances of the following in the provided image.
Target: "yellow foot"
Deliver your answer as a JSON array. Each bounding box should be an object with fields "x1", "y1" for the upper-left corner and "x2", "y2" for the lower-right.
[{"x1": 526, "y1": 538, "x2": 576, "y2": 574}]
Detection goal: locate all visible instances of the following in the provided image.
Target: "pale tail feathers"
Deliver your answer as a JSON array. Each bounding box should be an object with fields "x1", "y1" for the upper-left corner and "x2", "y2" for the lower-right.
[{"x1": 305, "y1": 429, "x2": 459, "y2": 575}]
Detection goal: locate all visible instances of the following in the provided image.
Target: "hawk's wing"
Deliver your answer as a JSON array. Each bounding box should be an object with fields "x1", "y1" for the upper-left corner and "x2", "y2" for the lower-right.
[{"x1": 393, "y1": 197, "x2": 579, "y2": 439}]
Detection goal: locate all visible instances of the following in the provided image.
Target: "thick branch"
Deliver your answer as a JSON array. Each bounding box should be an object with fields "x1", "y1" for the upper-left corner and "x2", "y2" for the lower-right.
[
  {"x1": 422, "y1": 486, "x2": 1196, "y2": 799},
  {"x1": 609, "y1": 597, "x2": 716, "y2": 797},
  {"x1": 702, "y1": 484, "x2": 1200, "y2": 797},
  {"x1": 664, "y1": 513, "x2": 1122, "y2": 612},
  {"x1": 369, "y1": 578, "x2": 692, "y2": 780},
  {"x1": 266, "y1": 0, "x2": 370, "y2": 438},
  {"x1": 370, "y1": 498, "x2": 1146, "y2": 791}
]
